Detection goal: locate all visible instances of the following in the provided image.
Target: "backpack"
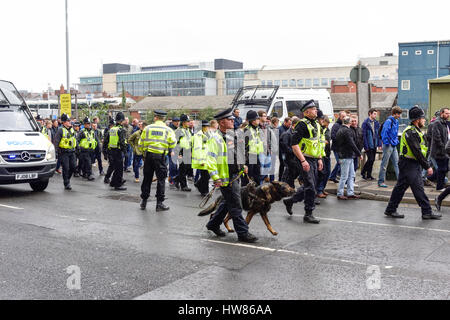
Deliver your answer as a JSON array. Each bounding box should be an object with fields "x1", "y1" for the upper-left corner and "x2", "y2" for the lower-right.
[{"x1": 378, "y1": 118, "x2": 394, "y2": 141}]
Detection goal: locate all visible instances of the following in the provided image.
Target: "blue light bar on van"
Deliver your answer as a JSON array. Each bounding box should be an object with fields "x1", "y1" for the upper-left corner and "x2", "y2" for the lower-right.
[{"x1": 8, "y1": 155, "x2": 16, "y2": 159}]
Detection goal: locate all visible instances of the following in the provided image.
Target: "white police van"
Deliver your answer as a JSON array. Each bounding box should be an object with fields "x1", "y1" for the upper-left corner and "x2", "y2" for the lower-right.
[
  {"x1": 0, "y1": 80, "x2": 56, "y2": 191},
  {"x1": 231, "y1": 85, "x2": 334, "y2": 122}
]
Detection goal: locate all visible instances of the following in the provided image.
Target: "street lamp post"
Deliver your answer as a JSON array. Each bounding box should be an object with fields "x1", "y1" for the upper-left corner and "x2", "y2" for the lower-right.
[{"x1": 65, "y1": 0, "x2": 70, "y2": 93}]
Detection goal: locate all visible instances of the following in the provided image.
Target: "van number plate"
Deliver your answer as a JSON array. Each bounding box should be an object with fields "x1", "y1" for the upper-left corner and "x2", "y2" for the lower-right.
[{"x1": 15, "y1": 173, "x2": 38, "y2": 180}]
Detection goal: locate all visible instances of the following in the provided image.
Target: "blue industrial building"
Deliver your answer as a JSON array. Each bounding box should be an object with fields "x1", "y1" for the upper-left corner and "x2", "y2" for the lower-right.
[{"x1": 398, "y1": 40, "x2": 450, "y2": 120}]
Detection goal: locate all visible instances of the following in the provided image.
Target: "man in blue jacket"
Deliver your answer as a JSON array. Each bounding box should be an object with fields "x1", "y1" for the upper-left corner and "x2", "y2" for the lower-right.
[
  {"x1": 361, "y1": 108, "x2": 381, "y2": 180},
  {"x1": 378, "y1": 106, "x2": 402, "y2": 187}
]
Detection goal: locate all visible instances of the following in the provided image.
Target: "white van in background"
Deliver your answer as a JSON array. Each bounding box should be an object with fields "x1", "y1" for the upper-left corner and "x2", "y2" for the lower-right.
[
  {"x1": 0, "y1": 80, "x2": 56, "y2": 191},
  {"x1": 231, "y1": 86, "x2": 334, "y2": 122}
]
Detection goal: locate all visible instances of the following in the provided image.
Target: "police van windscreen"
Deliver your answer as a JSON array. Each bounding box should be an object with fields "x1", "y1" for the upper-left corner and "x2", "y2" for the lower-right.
[
  {"x1": 0, "y1": 107, "x2": 35, "y2": 132},
  {"x1": 235, "y1": 105, "x2": 269, "y2": 121},
  {"x1": 0, "y1": 81, "x2": 26, "y2": 106}
]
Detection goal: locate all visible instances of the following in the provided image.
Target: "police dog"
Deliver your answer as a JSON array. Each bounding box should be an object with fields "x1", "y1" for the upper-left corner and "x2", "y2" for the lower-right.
[{"x1": 198, "y1": 181, "x2": 295, "y2": 236}]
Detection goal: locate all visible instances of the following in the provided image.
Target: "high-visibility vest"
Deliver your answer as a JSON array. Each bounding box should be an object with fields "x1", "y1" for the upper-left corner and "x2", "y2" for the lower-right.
[
  {"x1": 176, "y1": 127, "x2": 192, "y2": 150},
  {"x1": 41, "y1": 127, "x2": 49, "y2": 139},
  {"x1": 192, "y1": 130, "x2": 208, "y2": 169},
  {"x1": 108, "y1": 126, "x2": 121, "y2": 149},
  {"x1": 205, "y1": 131, "x2": 231, "y2": 186},
  {"x1": 247, "y1": 126, "x2": 264, "y2": 155},
  {"x1": 298, "y1": 118, "x2": 321, "y2": 159},
  {"x1": 400, "y1": 125, "x2": 427, "y2": 160},
  {"x1": 79, "y1": 129, "x2": 97, "y2": 150},
  {"x1": 139, "y1": 121, "x2": 176, "y2": 155},
  {"x1": 59, "y1": 127, "x2": 77, "y2": 150}
]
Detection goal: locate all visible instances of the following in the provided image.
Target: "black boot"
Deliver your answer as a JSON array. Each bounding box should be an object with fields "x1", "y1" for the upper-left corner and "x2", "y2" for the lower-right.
[
  {"x1": 156, "y1": 202, "x2": 170, "y2": 212},
  {"x1": 283, "y1": 198, "x2": 294, "y2": 215},
  {"x1": 304, "y1": 212, "x2": 320, "y2": 224},
  {"x1": 140, "y1": 199, "x2": 147, "y2": 210}
]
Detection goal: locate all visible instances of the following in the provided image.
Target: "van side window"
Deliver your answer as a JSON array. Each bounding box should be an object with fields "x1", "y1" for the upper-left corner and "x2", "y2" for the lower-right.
[
  {"x1": 286, "y1": 100, "x2": 320, "y2": 118},
  {"x1": 271, "y1": 101, "x2": 283, "y2": 118}
]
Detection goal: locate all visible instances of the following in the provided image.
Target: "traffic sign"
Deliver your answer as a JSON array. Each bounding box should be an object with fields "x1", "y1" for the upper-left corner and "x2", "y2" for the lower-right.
[{"x1": 350, "y1": 65, "x2": 370, "y2": 83}]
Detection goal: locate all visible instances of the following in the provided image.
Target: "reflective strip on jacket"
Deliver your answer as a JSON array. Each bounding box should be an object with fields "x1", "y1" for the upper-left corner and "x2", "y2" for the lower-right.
[
  {"x1": 139, "y1": 121, "x2": 176, "y2": 155},
  {"x1": 79, "y1": 129, "x2": 97, "y2": 150}
]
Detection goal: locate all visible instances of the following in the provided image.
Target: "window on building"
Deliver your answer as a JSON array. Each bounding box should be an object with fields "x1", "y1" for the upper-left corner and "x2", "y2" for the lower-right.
[
  {"x1": 428, "y1": 50, "x2": 434, "y2": 55},
  {"x1": 401, "y1": 109, "x2": 409, "y2": 119},
  {"x1": 271, "y1": 101, "x2": 283, "y2": 118},
  {"x1": 267, "y1": 80, "x2": 273, "y2": 86},
  {"x1": 297, "y1": 79, "x2": 304, "y2": 87},
  {"x1": 379, "y1": 61, "x2": 388, "y2": 65},
  {"x1": 289, "y1": 79, "x2": 296, "y2": 87},
  {"x1": 305, "y1": 79, "x2": 312, "y2": 87},
  {"x1": 274, "y1": 80, "x2": 280, "y2": 86},
  {"x1": 313, "y1": 78, "x2": 320, "y2": 87},
  {"x1": 261, "y1": 80, "x2": 265, "y2": 85},
  {"x1": 321, "y1": 78, "x2": 328, "y2": 86},
  {"x1": 282, "y1": 80, "x2": 288, "y2": 87},
  {"x1": 402, "y1": 51, "x2": 408, "y2": 56},
  {"x1": 415, "y1": 50, "x2": 422, "y2": 55},
  {"x1": 401, "y1": 80, "x2": 410, "y2": 91},
  {"x1": 338, "y1": 77, "x2": 345, "y2": 81}
]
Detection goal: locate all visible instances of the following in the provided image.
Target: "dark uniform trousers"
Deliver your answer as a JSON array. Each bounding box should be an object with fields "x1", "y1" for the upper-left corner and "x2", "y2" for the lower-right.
[
  {"x1": 206, "y1": 175, "x2": 249, "y2": 237},
  {"x1": 91, "y1": 148, "x2": 103, "y2": 173},
  {"x1": 291, "y1": 157, "x2": 318, "y2": 213},
  {"x1": 282, "y1": 158, "x2": 301, "y2": 188},
  {"x1": 141, "y1": 153, "x2": 167, "y2": 202},
  {"x1": 109, "y1": 149, "x2": 124, "y2": 188},
  {"x1": 176, "y1": 162, "x2": 190, "y2": 188},
  {"x1": 386, "y1": 158, "x2": 432, "y2": 215},
  {"x1": 195, "y1": 169, "x2": 210, "y2": 195},
  {"x1": 79, "y1": 150, "x2": 93, "y2": 177},
  {"x1": 60, "y1": 151, "x2": 77, "y2": 187},
  {"x1": 105, "y1": 151, "x2": 114, "y2": 180},
  {"x1": 242, "y1": 154, "x2": 260, "y2": 186}
]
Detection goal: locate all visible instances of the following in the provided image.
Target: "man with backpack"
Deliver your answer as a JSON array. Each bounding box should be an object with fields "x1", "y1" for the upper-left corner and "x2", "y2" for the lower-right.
[{"x1": 378, "y1": 107, "x2": 402, "y2": 188}]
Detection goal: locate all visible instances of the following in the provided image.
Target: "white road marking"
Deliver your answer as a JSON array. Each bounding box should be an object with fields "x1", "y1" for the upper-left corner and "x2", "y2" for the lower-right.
[
  {"x1": 202, "y1": 239, "x2": 376, "y2": 267},
  {"x1": 0, "y1": 204, "x2": 23, "y2": 210},
  {"x1": 317, "y1": 217, "x2": 450, "y2": 234}
]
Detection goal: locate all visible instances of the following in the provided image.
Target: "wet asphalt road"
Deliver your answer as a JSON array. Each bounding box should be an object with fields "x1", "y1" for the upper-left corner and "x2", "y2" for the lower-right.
[{"x1": 0, "y1": 170, "x2": 449, "y2": 300}]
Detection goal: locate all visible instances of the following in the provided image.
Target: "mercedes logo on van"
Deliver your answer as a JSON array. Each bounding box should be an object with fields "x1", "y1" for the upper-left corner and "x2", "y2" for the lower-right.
[{"x1": 21, "y1": 151, "x2": 31, "y2": 162}]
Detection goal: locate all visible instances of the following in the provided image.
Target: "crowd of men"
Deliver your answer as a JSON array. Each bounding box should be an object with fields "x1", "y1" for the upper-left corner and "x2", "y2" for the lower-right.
[{"x1": 34, "y1": 101, "x2": 448, "y2": 244}]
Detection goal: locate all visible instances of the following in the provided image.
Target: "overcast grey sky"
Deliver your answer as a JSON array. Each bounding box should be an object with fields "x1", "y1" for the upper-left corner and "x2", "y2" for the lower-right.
[{"x1": 2, "y1": 0, "x2": 449, "y2": 92}]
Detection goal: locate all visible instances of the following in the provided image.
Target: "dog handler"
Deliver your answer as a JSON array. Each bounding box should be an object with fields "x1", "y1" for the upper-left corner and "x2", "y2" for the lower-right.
[
  {"x1": 283, "y1": 100, "x2": 322, "y2": 224},
  {"x1": 204, "y1": 108, "x2": 258, "y2": 243}
]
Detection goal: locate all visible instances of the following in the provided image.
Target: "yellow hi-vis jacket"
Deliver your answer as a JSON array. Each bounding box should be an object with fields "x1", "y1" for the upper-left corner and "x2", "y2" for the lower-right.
[
  {"x1": 192, "y1": 130, "x2": 209, "y2": 170},
  {"x1": 205, "y1": 131, "x2": 231, "y2": 186},
  {"x1": 139, "y1": 120, "x2": 176, "y2": 155}
]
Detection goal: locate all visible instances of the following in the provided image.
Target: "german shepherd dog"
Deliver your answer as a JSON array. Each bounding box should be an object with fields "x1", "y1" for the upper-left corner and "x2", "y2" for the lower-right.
[{"x1": 198, "y1": 181, "x2": 295, "y2": 236}]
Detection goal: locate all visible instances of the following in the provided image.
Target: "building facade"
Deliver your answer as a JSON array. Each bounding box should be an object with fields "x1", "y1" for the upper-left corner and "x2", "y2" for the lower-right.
[{"x1": 398, "y1": 40, "x2": 450, "y2": 113}]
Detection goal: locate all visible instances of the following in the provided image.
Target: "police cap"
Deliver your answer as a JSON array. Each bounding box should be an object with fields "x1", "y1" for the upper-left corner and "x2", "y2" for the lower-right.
[
  {"x1": 172, "y1": 117, "x2": 180, "y2": 122},
  {"x1": 317, "y1": 109, "x2": 324, "y2": 119},
  {"x1": 83, "y1": 117, "x2": 91, "y2": 124},
  {"x1": 61, "y1": 114, "x2": 70, "y2": 123},
  {"x1": 154, "y1": 110, "x2": 167, "y2": 117},
  {"x1": 115, "y1": 112, "x2": 125, "y2": 122},
  {"x1": 409, "y1": 106, "x2": 425, "y2": 122},
  {"x1": 73, "y1": 122, "x2": 81, "y2": 127},
  {"x1": 246, "y1": 110, "x2": 259, "y2": 122},
  {"x1": 201, "y1": 120, "x2": 210, "y2": 126},
  {"x1": 180, "y1": 114, "x2": 190, "y2": 122},
  {"x1": 301, "y1": 99, "x2": 316, "y2": 112},
  {"x1": 214, "y1": 108, "x2": 234, "y2": 121}
]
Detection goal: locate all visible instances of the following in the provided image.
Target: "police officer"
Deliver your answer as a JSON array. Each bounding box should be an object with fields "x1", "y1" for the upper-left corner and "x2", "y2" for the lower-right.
[
  {"x1": 192, "y1": 120, "x2": 211, "y2": 197},
  {"x1": 36, "y1": 115, "x2": 44, "y2": 130},
  {"x1": 103, "y1": 112, "x2": 128, "y2": 191},
  {"x1": 282, "y1": 100, "x2": 322, "y2": 224},
  {"x1": 242, "y1": 110, "x2": 264, "y2": 186},
  {"x1": 205, "y1": 108, "x2": 257, "y2": 243},
  {"x1": 72, "y1": 121, "x2": 82, "y2": 177},
  {"x1": 54, "y1": 114, "x2": 77, "y2": 190},
  {"x1": 174, "y1": 114, "x2": 192, "y2": 191},
  {"x1": 77, "y1": 117, "x2": 97, "y2": 181},
  {"x1": 139, "y1": 110, "x2": 176, "y2": 211},
  {"x1": 103, "y1": 118, "x2": 116, "y2": 184},
  {"x1": 385, "y1": 106, "x2": 442, "y2": 220}
]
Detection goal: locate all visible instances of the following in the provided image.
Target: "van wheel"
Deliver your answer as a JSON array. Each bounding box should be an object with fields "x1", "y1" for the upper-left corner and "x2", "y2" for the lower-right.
[{"x1": 30, "y1": 179, "x2": 49, "y2": 192}]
